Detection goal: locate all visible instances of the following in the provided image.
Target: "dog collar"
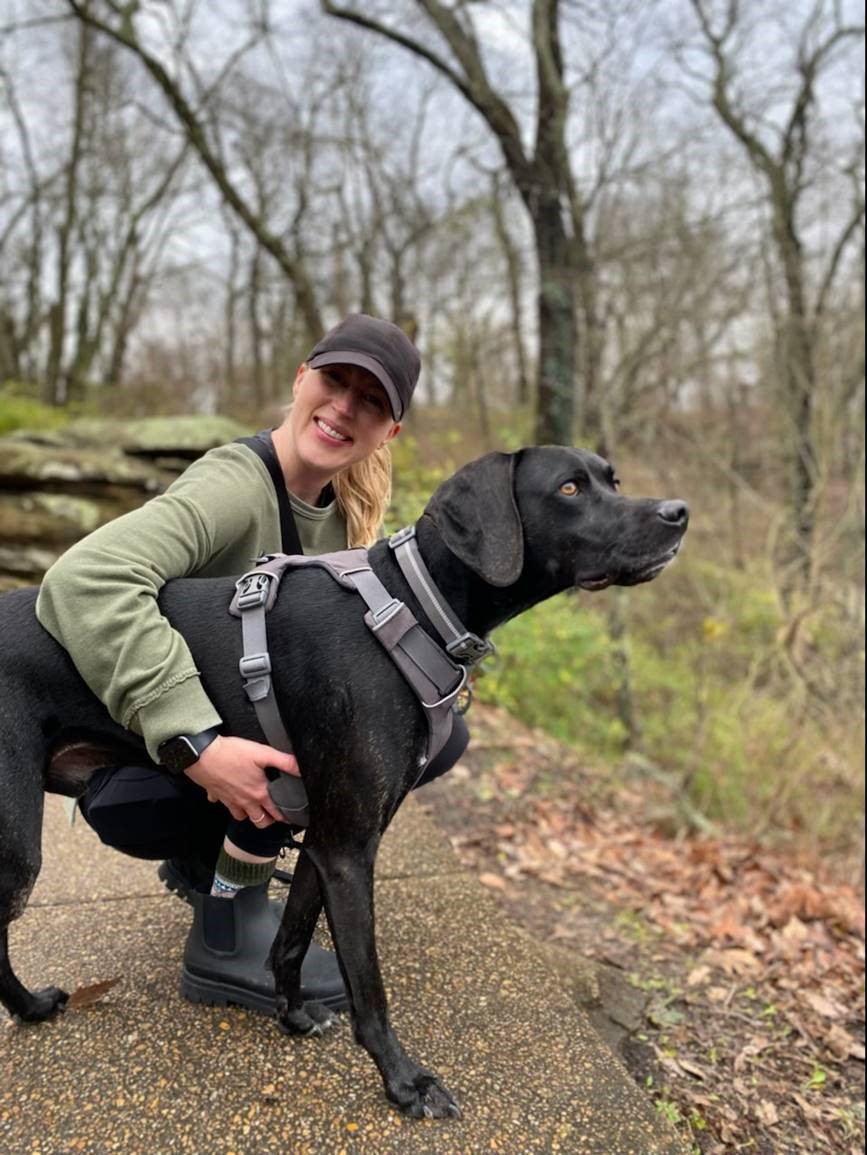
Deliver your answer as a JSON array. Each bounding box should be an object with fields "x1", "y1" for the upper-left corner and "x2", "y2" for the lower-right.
[{"x1": 388, "y1": 525, "x2": 496, "y2": 667}]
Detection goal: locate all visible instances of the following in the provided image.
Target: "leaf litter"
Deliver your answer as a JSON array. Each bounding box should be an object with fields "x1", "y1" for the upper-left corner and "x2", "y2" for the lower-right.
[{"x1": 419, "y1": 704, "x2": 865, "y2": 1154}]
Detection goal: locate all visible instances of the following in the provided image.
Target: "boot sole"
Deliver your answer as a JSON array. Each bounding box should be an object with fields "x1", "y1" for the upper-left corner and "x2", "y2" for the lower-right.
[{"x1": 181, "y1": 968, "x2": 348, "y2": 1016}]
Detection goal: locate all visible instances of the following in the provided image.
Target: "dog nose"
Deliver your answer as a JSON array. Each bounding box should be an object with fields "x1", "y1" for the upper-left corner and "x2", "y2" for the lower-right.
[{"x1": 657, "y1": 500, "x2": 689, "y2": 528}]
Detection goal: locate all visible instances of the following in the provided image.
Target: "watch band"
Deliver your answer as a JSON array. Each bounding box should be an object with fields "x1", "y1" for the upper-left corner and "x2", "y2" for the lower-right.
[{"x1": 158, "y1": 726, "x2": 221, "y2": 775}]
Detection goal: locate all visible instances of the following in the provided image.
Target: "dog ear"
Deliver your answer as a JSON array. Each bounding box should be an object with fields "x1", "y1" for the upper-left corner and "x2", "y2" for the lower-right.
[{"x1": 425, "y1": 451, "x2": 524, "y2": 587}]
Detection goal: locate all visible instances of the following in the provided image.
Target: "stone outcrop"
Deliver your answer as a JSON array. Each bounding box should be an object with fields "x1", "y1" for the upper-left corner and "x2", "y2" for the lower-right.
[{"x1": 0, "y1": 416, "x2": 250, "y2": 590}]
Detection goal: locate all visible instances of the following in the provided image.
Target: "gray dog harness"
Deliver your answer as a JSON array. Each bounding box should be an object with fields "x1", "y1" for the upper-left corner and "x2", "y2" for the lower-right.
[{"x1": 228, "y1": 526, "x2": 495, "y2": 826}]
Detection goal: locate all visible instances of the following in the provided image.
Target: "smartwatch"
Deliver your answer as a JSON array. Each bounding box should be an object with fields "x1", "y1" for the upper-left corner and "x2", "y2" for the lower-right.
[{"x1": 157, "y1": 726, "x2": 221, "y2": 776}]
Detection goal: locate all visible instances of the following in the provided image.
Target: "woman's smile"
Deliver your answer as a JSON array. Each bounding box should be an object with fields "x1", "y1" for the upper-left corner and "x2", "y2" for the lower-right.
[{"x1": 313, "y1": 416, "x2": 354, "y2": 445}]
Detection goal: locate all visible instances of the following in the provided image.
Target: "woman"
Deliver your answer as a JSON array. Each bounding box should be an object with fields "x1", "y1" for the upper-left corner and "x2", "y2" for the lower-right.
[{"x1": 36, "y1": 314, "x2": 470, "y2": 1015}]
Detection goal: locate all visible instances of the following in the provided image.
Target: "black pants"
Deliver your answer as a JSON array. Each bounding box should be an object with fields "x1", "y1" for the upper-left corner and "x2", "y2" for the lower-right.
[{"x1": 80, "y1": 715, "x2": 470, "y2": 867}]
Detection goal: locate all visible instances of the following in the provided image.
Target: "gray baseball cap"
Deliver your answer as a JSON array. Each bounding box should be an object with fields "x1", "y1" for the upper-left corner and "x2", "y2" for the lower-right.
[{"x1": 307, "y1": 314, "x2": 420, "y2": 421}]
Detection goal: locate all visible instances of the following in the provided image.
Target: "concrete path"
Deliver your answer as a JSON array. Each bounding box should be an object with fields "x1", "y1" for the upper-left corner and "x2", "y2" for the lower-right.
[{"x1": 1, "y1": 796, "x2": 686, "y2": 1155}]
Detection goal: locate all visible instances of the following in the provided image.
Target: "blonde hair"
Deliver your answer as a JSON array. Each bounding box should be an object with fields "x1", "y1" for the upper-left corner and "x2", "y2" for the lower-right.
[{"x1": 334, "y1": 443, "x2": 394, "y2": 547}]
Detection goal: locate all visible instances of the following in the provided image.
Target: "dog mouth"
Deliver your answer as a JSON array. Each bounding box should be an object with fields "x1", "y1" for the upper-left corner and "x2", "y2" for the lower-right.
[{"x1": 577, "y1": 544, "x2": 682, "y2": 592}]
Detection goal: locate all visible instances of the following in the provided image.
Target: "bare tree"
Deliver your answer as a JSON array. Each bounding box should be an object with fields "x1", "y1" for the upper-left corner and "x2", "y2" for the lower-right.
[
  {"x1": 65, "y1": 0, "x2": 325, "y2": 343},
  {"x1": 320, "y1": 0, "x2": 587, "y2": 444},
  {"x1": 685, "y1": 0, "x2": 865, "y2": 591}
]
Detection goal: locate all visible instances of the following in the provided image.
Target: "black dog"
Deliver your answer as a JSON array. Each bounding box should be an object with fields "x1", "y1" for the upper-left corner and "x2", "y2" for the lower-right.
[{"x1": 0, "y1": 447, "x2": 688, "y2": 1118}]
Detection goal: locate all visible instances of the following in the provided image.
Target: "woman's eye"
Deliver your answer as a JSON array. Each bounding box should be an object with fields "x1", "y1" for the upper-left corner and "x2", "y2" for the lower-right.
[{"x1": 560, "y1": 481, "x2": 580, "y2": 497}]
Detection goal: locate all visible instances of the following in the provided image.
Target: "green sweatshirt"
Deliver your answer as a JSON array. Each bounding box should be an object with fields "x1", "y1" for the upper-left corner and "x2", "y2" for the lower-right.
[{"x1": 36, "y1": 442, "x2": 348, "y2": 762}]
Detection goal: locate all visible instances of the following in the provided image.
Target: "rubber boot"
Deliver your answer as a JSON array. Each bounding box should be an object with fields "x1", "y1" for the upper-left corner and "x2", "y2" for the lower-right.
[
  {"x1": 158, "y1": 857, "x2": 215, "y2": 901},
  {"x1": 181, "y1": 884, "x2": 348, "y2": 1015}
]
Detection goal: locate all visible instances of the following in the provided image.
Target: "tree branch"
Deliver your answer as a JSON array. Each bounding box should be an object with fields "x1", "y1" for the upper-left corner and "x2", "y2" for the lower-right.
[
  {"x1": 321, "y1": 0, "x2": 532, "y2": 195},
  {"x1": 64, "y1": 0, "x2": 323, "y2": 338},
  {"x1": 814, "y1": 176, "x2": 865, "y2": 323}
]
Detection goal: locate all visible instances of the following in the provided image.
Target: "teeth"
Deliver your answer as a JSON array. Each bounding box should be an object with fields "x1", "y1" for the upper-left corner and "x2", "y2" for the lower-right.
[{"x1": 316, "y1": 419, "x2": 350, "y2": 442}]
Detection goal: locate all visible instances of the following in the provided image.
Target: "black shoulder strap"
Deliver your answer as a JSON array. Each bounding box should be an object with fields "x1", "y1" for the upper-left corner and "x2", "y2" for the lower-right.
[{"x1": 237, "y1": 430, "x2": 304, "y2": 557}]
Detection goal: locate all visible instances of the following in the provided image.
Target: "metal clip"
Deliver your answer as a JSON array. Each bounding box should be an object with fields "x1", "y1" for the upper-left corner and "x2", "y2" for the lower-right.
[
  {"x1": 421, "y1": 666, "x2": 468, "y2": 710},
  {"x1": 446, "y1": 633, "x2": 497, "y2": 667}
]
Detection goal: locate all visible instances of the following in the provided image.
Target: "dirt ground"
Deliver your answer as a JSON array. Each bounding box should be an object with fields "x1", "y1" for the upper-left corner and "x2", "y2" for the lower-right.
[{"x1": 416, "y1": 704, "x2": 866, "y2": 1155}]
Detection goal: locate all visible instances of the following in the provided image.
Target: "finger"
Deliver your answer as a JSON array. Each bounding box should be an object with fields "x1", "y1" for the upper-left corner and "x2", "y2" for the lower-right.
[
  {"x1": 254, "y1": 792, "x2": 287, "y2": 825},
  {"x1": 227, "y1": 805, "x2": 247, "y2": 822},
  {"x1": 249, "y1": 812, "x2": 276, "y2": 829},
  {"x1": 258, "y1": 747, "x2": 300, "y2": 776},
  {"x1": 275, "y1": 757, "x2": 301, "y2": 777}
]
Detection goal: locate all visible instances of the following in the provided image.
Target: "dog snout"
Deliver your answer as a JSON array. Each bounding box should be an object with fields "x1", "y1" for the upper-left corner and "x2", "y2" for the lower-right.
[{"x1": 657, "y1": 500, "x2": 689, "y2": 529}]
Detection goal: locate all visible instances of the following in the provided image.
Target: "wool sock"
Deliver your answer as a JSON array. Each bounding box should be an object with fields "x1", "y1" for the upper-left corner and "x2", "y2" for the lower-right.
[{"x1": 210, "y1": 846, "x2": 277, "y2": 899}]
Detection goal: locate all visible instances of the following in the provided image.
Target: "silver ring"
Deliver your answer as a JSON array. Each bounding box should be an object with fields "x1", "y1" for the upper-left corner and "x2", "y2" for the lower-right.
[{"x1": 252, "y1": 812, "x2": 267, "y2": 824}]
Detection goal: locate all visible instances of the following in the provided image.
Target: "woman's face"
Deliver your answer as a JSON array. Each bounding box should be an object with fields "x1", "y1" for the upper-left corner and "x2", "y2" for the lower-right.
[{"x1": 288, "y1": 362, "x2": 401, "y2": 476}]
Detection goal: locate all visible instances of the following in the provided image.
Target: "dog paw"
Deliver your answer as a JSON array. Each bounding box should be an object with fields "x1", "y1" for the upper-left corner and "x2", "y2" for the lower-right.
[
  {"x1": 13, "y1": 986, "x2": 69, "y2": 1025},
  {"x1": 388, "y1": 1071, "x2": 462, "y2": 1120},
  {"x1": 276, "y1": 997, "x2": 340, "y2": 1038}
]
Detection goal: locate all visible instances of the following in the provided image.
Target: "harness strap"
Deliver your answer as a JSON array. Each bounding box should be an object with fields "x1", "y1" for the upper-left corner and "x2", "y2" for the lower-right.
[
  {"x1": 231, "y1": 559, "x2": 310, "y2": 825},
  {"x1": 228, "y1": 540, "x2": 479, "y2": 823},
  {"x1": 388, "y1": 525, "x2": 496, "y2": 667}
]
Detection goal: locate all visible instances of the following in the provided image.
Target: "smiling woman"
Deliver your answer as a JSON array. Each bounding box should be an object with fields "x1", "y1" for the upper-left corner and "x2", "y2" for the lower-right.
[{"x1": 33, "y1": 312, "x2": 456, "y2": 1022}]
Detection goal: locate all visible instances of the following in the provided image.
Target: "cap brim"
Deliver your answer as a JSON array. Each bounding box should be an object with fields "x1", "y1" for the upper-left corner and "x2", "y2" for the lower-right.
[{"x1": 308, "y1": 351, "x2": 403, "y2": 420}]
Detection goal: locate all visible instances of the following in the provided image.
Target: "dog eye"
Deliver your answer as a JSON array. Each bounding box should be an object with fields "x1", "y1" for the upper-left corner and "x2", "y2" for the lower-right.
[{"x1": 560, "y1": 481, "x2": 580, "y2": 497}]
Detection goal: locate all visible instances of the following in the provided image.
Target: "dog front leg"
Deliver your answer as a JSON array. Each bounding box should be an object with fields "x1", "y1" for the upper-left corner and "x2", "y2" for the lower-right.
[
  {"x1": 302, "y1": 840, "x2": 460, "y2": 1120},
  {"x1": 270, "y1": 849, "x2": 339, "y2": 1037}
]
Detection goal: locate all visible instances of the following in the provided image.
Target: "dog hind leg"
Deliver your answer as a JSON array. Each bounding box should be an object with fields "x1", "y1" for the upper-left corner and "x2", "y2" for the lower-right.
[
  {"x1": 270, "y1": 849, "x2": 339, "y2": 1037},
  {"x1": 0, "y1": 924, "x2": 68, "y2": 1024},
  {"x1": 299, "y1": 836, "x2": 460, "y2": 1119},
  {"x1": 0, "y1": 844, "x2": 68, "y2": 1023},
  {"x1": 0, "y1": 737, "x2": 69, "y2": 1024}
]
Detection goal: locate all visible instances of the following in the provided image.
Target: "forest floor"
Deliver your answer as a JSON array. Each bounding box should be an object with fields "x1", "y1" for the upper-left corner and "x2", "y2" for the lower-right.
[{"x1": 417, "y1": 704, "x2": 865, "y2": 1155}]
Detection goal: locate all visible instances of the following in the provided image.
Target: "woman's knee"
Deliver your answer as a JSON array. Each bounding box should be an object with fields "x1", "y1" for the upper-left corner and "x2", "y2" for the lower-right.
[{"x1": 80, "y1": 764, "x2": 222, "y2": 860}]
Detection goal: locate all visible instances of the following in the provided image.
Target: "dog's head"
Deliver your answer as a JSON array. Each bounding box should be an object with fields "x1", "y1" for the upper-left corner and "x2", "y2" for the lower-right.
[{"x1": 424, "y1": 447, "x2": 689, "y2": 592}]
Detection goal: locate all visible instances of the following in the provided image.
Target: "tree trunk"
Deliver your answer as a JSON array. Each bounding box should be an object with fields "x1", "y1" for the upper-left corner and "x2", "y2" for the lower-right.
[
  {"x1": 46, "y1": 20, "x2": 91, "y2": 406},
  {"x1": 774, "y1": 203, "x2": 819, "y2": 590},
  {"x1": 533, "y1": 200, "x2": 577, "y2": 445},
  {"x1": 491, "y1": 180, "x2": 531, "y2": 407}
]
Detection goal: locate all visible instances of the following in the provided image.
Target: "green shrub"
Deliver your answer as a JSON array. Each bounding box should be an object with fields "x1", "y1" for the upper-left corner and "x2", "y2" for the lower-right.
[{"x1": 0, "y1": 385, "x2": 74, "y2": 436}]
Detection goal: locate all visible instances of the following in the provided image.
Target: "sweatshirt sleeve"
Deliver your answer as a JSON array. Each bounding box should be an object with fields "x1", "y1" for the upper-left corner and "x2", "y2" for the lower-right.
[{"x1": 35, "y1": 450, "x2": 255, "y2": 762}]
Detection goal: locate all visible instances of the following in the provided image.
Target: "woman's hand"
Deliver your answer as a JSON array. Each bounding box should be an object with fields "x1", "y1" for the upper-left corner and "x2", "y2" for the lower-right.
[{"x1": 184, "y1": 735, "x2": 299, "y2": 827}]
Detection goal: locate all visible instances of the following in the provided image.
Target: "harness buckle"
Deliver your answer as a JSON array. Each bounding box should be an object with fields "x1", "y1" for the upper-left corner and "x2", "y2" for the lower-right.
[
  {"x1": 389, "y1": 525, "x2": 417, "y2": 551},
  {"x1": 446, "y1": 633, "x2": 497, "y2": 666},
  {"x1": 239, "y1": 652, "x2": 272, "y2": 679},
  {"x1": 235, "y1": 572, "x2": 273, "y2": 610}
]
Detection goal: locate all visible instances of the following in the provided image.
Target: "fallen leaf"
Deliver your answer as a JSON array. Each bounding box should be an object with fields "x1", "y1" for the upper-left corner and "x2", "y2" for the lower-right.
[
  {"x1": 825, "y1": 1024, "x2": 865, "y2": 1062},
  {"x1": 67, "y1": 978, "x2": 121, "y2": 1010},
  {"x1": 755, "y1": 1100, "x2": 779, "y2": 1126},
  {"x1": 705, "y1": 948, "x2": 762, "y2": 977},
  {"x1": 804, "y1": 990, "x2": 846, "y2": 1019},
  {"x1": 734, "y1": 1036, "x2": 772, "y2": 1073},
  {"x1": 687, "y1": 965, "x2": 712, "y2": 987},
  {"x1": 479, "y1": 873, "x2": 507, "y2": 891}
]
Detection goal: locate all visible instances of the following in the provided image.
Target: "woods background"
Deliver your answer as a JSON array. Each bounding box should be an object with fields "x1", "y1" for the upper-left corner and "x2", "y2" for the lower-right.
[{"x1": 0, "y1": 0, "x2": 864, "y2": 870}]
